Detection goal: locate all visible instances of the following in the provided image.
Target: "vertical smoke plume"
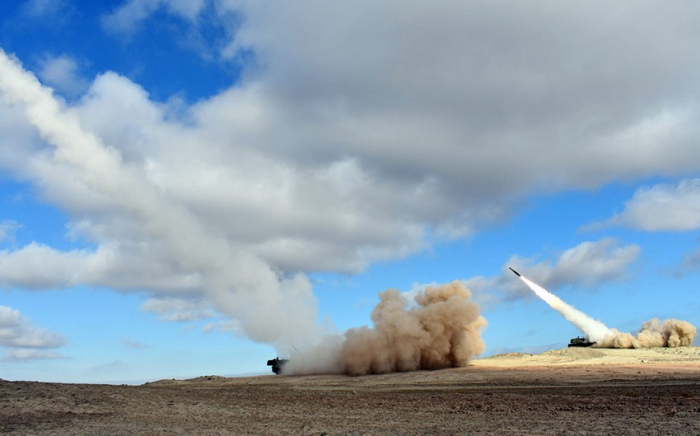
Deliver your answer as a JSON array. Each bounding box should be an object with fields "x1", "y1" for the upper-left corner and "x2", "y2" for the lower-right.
[
  {"x1": 515, "y1": 271, "x2": 697, "y2": 348},
  {"x1": 284, "y1": 281, "x2": 487, "y2": 376}
]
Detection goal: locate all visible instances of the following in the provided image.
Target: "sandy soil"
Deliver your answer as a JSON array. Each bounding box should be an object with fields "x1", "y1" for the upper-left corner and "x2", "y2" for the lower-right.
[{"x1": 2, "y1": 347, "x2": 700, "y2": 435}]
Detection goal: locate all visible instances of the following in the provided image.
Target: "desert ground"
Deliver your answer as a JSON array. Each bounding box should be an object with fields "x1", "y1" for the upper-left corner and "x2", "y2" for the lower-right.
[{"x1": 2, "y1": 346, "x2": 699, "y2": 435}]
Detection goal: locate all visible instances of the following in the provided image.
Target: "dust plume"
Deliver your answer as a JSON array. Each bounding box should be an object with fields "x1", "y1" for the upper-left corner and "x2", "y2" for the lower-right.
[
  {"x1": 515, "y1": 271, "x2": 696, "y2": 348},
  {"x1": 598, "y1": 319, "x2": 697, "y2": 348},
  {"x1": 284, "y1": 281, "x2": 487, "y2": 376}
]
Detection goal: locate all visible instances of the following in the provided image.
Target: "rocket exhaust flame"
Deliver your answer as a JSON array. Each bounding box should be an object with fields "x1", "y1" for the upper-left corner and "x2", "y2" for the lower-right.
[{"x1": 511, "y1": 269, "x2": 697, "y2": 348}]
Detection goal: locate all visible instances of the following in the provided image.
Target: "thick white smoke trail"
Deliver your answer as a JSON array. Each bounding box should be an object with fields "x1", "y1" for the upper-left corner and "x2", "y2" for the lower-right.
[
  {"x1": 0, "y1": 49, "x2": 323, "y2": 352},
  {"x1": 519, "y1": 275, "x2": 612, "y2": 343},
  {"x1": 516, "y1": 272, "x2": 697, "y2": 348},
  {"x1": 284, "y1": 281, "x2": 487, "y2": 376}
]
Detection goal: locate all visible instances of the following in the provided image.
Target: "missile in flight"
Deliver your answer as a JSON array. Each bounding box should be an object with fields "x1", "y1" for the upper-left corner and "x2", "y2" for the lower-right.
[{"x1": 508, "y1": 266, "x2": 521, "y2": 277}]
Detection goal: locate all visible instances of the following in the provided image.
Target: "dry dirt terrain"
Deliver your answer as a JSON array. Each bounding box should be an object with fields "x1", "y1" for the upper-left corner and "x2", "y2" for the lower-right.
[{"x1": 2, "y1": 347, "x2": 700, "y2": 435}]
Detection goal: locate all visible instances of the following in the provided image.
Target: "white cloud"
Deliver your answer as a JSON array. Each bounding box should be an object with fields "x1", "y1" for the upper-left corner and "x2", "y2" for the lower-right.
[
  {"x1": 20, "y1": 0, "x2": 71, "y2": 20},
  {"x1": 0, "y1": 220, "x2": 21, "y2": 243},
  {"x1": 1, "y1": 1, "x2": 700, "y2": 351},
  {"x1": 2, "y1": 348, "x2": 66, "y2": 362},
  {"x1": 103, "y1": 0, "x2": 206, "y2": 31},
  {"x1": 67, "y1": 72, "x2": 434, "y2": 274},
  {"x1": 507, "y1": 238, "x2": 641, "y2": 291},
  {"x1": 101, "y1": 0, "x2": 166, "y2": 35},
  {"x1": 0, "y1": 305, "x2": 67, "y2": 362},
  {"x1": 37, "y1": 54, "x2": 89, "y2": 98},
  {"x1": 5, "y1": 2, "x2": 698, "y2": 278},
  {"x1": 140, "y1": 297, "x2": 215, "y2": 322},
  {"x1": 0, "y1": 243, "x2": 86, "y2": 289},
  {"x1": 215, "y1": 0, "x2": 700, "y2": 193},
  {"x1": 202, "y1": 319, "x2": 244, "y2": 335},
  {"x1": 0, "y1": 242, "x2": 203, "y2": 292},
  {"x1": 461, "y1": 275, "x2": 504, "y2": 309},
  {"x1": 597, "y1": 179, "x2": 700, "y2": 231},
  {"x1": 465, "y1": 239, "x2": 641, "y2": 304},
  {"x1": 0, "y1": 49, "x2": 325, "y2": 352},
  {"x1": 0, "y1": 103, "x2": 45, "y2": 173}
]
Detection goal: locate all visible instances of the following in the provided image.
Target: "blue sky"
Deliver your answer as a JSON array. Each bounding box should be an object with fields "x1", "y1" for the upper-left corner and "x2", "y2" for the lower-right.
[{"x1": 1, "y1": 0, "x2": 699, "y2": 383}]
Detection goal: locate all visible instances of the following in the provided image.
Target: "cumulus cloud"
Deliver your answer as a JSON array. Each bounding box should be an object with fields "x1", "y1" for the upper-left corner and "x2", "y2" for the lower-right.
[
  {"x1": 0, "y1": 242, "x2": 202, "y2": 292},
  {"x1": 0, "y1": 305, "x2": 67, "y2": 361},
  {"x1": 4, "y1": 2, "x2": 698, "y2": 278},
  {"x1": 101, "y1": 0, "x2": 230, "y2": 60},
  {"x1": 102, "y1": 0, "x2": 206, "y2": 35},
  {"x1": 595, "y1": 179, "x2": 700, "y2": 232},
  {"x1": 201, "y1": 319, "x2": 244, "y2": 335},
  {"x1": 0, "y1": 306, "x2": 65, "y2": 348},
  {"x1": 508, "y1": 238, "x2": 641, "y2": 290},
  {"x1": 464, "y1": 239, "x2": 641, "y2": 304},
  {"x1": 103, "y1": 0, "x2": 700, "y2": 199},
  {"x1": 0, "y1": 50, "x2": 323, "y2": 354},
  {"x1": 140, "y1": 296, "x2": 215, "y2": 322},
  {"x1": 2, "y1": 348, "x2": 66, "y2": 362},
  {"x1": 0, "y1": 220, "x2": 21, "y2": 244},
  {"x1": 0, "y1": 1, "x2": 699, "y2": 352},
  {"x1": 215, "y1": 0, "x2": 700, "y2": 191},
  {"x1": 20, "y1": 0, "x2": 73, "y2": 22},
  {"x1": 37, "y1": 54, "x2": 89, "y2": 98}
]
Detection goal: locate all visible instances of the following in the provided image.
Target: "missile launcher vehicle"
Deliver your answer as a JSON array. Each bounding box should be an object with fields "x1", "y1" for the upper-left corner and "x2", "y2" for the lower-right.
[
  {"x1": 267, "y1": 357, "x2": 288, "y2": 375},
  {"x1": 568, "y1": 336, "x2": 596, "y2": 347}
]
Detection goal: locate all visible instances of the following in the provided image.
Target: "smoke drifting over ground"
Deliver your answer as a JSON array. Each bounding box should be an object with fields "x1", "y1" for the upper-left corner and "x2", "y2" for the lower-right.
[
  {"x1": 599, "y1": 319, "x2": 697, "y2": 349},
  {"x1": 284, "y1": 281, "x2": 487, "y2": 376},
  {"x1": 515, "y1": 272, "x2": 697, "y2": 349}
]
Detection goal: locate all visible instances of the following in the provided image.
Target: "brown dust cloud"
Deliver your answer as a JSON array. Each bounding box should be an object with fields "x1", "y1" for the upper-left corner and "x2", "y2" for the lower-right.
[
  {"x1": 598, "y1": 319, "x2": 697, "y2": 349},
  {"x1": 283, "y1": 281, "x2": 487, "y2": 376}
]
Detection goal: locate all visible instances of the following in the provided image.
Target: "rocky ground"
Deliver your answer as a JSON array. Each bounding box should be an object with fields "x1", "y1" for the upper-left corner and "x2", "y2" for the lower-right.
[{"x1": 2, "y1": 347, "x2": 699, "y2": 435}]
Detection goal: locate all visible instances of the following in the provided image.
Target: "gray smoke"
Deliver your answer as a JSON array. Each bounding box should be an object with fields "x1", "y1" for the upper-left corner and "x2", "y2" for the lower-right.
[{"x1": 284, "y1": 281, "x2": 487, "y2": 376}]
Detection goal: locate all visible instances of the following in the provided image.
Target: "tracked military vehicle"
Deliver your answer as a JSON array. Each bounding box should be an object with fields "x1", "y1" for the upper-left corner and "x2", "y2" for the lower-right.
[
  {"x1": 266, "y1": 357, "x2": 288, "y2": 375},
  {"x1": 568, "y1": 336, "x2": 596, "y2": 347}
]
